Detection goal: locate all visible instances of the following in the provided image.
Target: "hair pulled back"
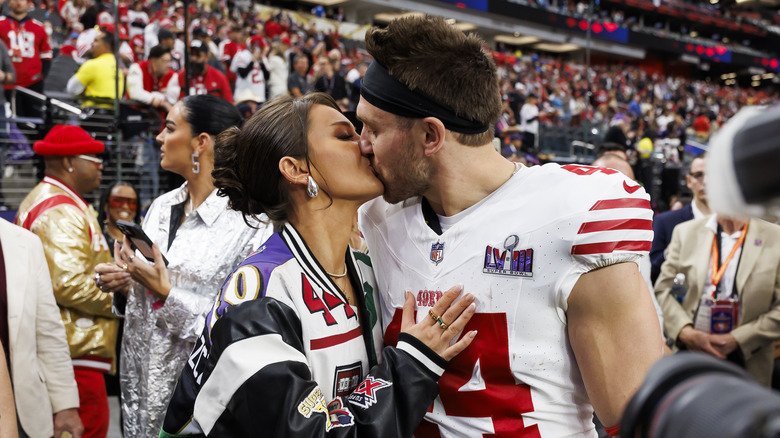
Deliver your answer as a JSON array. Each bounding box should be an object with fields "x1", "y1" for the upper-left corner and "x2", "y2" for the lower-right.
[
  {"x1": 213, "y1": 92, "x2": 341, "y2": 226},
  {"x1": 179, "y1": 95, "x2": 243, "y2": 138}
]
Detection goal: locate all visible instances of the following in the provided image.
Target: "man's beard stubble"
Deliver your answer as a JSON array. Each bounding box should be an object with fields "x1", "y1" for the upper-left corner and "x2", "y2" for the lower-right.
[{"x1": 378, "y1": 138, "x2": 431, "y2": 204}]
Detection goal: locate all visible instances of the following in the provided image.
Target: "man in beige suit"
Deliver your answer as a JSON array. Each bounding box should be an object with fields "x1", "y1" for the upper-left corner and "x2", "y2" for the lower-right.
[
  {"x1": 655, "y1": 214, "x2": 780, "y2": 386},
  {"x1": 0, "y1": 218, "x2": 83, "y2": 437}
]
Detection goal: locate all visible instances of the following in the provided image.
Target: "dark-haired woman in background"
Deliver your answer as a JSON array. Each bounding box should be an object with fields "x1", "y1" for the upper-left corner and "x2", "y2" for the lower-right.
[
  {"x1": 97, "y1": 181, "x2": 141, "y2": 249},
  {"x1": 95, "y1": 95, "x2": 272, "y2": 437},
  {"x1": 160, "y1": 93, "x2": 477, "y2": 437}
]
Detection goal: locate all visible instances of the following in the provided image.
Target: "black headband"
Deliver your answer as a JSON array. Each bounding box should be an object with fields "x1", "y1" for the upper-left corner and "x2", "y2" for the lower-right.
[{"x1": 360, "y1": 61, "x2": 489, "y2": 134}]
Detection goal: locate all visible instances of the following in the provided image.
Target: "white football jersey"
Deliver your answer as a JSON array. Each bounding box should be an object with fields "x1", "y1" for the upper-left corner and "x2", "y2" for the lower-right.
[
  {"x1": 359, "y1": 163, "x2": 654, "y2": 438},
  {"x1": 230, "y1": 49, "x2": 267, "y2": 102}
]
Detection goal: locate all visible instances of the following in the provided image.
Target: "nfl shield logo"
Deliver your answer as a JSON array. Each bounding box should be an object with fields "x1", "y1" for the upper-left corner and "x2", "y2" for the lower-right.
[{"x1": 430, "y1": 241, "x2": 444, "y2": 265}]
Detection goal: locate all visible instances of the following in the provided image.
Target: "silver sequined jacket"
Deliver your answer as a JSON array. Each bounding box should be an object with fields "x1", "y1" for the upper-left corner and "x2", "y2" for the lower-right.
[{"x1": 115, "y1": 183, "x2": 272, "y2": 438}]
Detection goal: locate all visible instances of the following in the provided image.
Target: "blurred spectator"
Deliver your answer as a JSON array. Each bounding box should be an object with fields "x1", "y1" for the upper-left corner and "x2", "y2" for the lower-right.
[
  {"x1": 287, "y1": 53, "x2": 310, "y2": 97},
  {"x1": 0, "y1": 218, "x2": 83, "y2": 438},
  {"x1": 126, "y1": 0, "x2": 148, "y2": 39},
  {"x1": 234, "y1": 89, "x2": 263, "y2": 118},
  {"x1": 0, "y1": 41, "x2": 13, "y2": 210},
  {"x1": 266, "y1": 40, "x2": 288, "y2": 99},
  {"x1": 126, "y1": 44, "x2": 179, "y2": 112},
  {"x1": 314, "y1": 57, "x2": 347, "y2": 110},
  {"x1": 179, "y1": 39, "x2": 231, "y2": 102},
  {"x1": 655, "y1": 215, "x2": 780, "y2": 387},
  {"x1": 217, "y1": 25, "x2": 244, "y2": 85},
  {"x1": 0, "y1": 0, "x2": 52, "y2": 120},
  {"x1": 155, "y1": 28, "x2": 183, "y2": 71},
  {"x1": 97, "y1": 181, "x2": 141, "y2": 250},
  {"x1": 650, "y1": 153, "x2": 711, "y2": 282},
  {"x1": 230, "y1": 36, "x2": 268, "y2": 106},
  {"x1": 192, "y1": 26, "x2": 224, "y2": 73},
  {"x1": 67, "y1": 28, "x2": 125, "y2": 109},
  {"x1": 520, "y1": 93, "x2": 540, "y2": 152},
  {"x1": 15, "y1": 125, "x2": 119, "y2": 438},
  {"x1": 95, "y1": 95, "x2": 271, "y2": 437}
]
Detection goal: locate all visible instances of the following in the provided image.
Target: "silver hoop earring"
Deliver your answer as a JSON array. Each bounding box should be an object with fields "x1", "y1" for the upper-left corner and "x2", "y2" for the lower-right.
[
  {"x1": 191, "y1": 152, "x2": 200, "y2": 174},
  {"x1": 307, "y1": 176, "x2": 319, "y2": 198}
]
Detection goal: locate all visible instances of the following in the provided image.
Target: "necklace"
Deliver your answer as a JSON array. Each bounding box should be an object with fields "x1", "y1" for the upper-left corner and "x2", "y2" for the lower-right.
[
  {"x1": 512, "y1": 161, "x2": 521, "y2": 176},
  {"x1": 325, "y1": 265, "x2": 348, "y2": 278}
]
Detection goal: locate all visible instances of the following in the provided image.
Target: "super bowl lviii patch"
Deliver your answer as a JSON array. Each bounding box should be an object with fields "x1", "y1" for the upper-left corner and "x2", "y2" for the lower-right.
[
  {"x1": 347, "y1": 376, "x2": 392, "y2": 409},
  {"x1": 483, "y1": 234, "x2": 533, "y2": 277}
]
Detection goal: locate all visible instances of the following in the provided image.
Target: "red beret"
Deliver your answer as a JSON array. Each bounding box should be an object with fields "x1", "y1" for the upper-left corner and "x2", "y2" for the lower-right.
[{"x1": 34, "y1": 125, "x2": 105, "y2": 156}]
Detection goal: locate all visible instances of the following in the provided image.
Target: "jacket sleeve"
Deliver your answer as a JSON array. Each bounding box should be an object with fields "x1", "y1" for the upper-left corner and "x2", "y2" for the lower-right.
[
  {"x1": 29, "y1": 233, "x2": 80, "y2": 412},
  {"x1": 650, "y1": 215, "x2": 669, "y2": 283},
  {"x1": 127, "y1": 62, "x2": 165, "y2": 106},
  {"x1": 154, "y1": 287, "x2": 214, "y2": 342},
  {"x1": 35, "y1": 207, "x2": 115, "y2": 318},
  {"x1": 654, "y1": 224, "x2": 692, "y2": 340},
  {"x1": 193, "y1": 299, "x2": 444, "y2": 438}
]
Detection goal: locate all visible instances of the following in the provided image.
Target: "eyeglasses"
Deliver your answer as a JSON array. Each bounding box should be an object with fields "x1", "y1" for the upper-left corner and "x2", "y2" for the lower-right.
[
  {"x1": 76, "y1": 155, "x2": 104, "y2": 167},
  {"x1": 108, "y1": 196, "x2": 138, "y2": 210},
  {"x1": 689, "y1": 171, "x2": 705, "y2": 180}
]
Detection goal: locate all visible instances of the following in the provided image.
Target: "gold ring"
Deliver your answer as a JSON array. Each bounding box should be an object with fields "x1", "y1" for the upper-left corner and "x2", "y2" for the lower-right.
[
  {"x1": 428, "y1": 309, "x2": 448, "y2": 329},
  {"x1": 122, "y1": 263, "x2": 128, "y2": 272}
]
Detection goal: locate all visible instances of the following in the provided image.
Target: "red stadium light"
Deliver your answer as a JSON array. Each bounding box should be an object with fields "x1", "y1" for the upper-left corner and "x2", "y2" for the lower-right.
[
  {"x1": 579, "y1": 20, "x2": 589, "y2": 31},
  {"x1": 705, "y1": 47, "x2": 714, "y2": 57},
  {"x1": 566, "y1": 18, "x2": 576, "y2": 27},
  {"x1": 696, "y1": 45, "x2": 704, "y2": 54},
  {"x1": 603, "y1": 22, "x2": 618, "y2": 32},
  {"x1": 715, "y1": 46, "x2": 727, "y2": 55},
  {"x1": 771, "y1": 59, "x2": 779, "y2": 69},
  {"x1": 592, "y1": 23, "x2": 603, "y2": 33},
  {"x1": 455, "y1": 2, "x2": 466, "y2": 7}
]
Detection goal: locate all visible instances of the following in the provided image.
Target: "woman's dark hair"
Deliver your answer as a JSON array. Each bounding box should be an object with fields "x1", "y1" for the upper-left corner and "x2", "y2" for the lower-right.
[
  {"x1": 179, "y1": 95, "x2": 243, "y2": 137},
  {"x1": 98, "y1": 181, "x2": 141, "y2": 226},
  {"x1": 213, "y1": 92, "x2": 341, "y2": 225}
]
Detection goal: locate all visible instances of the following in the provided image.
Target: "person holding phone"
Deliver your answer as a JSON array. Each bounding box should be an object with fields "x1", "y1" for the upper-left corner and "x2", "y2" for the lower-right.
[
  {"x1": 94, "y1": 95, "x2": 272, "y2": 438},
  {"x1": 97, "y1": 181, "x2": 141, "y2": 250},
  {"x1": 160, "y1": 92, "x2": 477, "y2": 437}
]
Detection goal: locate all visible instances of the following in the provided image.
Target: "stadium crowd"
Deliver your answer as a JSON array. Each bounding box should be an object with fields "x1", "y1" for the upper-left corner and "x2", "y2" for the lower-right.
[{"x1": 0, "y1": 1, "x2": 777, "y2": 438}]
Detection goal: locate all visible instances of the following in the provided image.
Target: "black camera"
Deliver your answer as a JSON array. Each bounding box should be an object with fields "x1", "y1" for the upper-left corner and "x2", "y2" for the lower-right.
[{"x1": 621, "y1": 353, "x2": 780, "y2": 438}]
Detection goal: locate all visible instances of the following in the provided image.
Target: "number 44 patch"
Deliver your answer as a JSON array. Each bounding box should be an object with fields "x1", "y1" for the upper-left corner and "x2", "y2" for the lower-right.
[{"x1": 347, "y1": 376, "x2": 392, "y2": 409}]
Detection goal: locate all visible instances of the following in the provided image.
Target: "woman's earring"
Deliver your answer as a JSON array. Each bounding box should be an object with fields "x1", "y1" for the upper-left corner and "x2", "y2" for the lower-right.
[
  {"x1": 191, "y1": 152, "x2": 200, "y2": 174},
  {"x1": 307, "y1": 176, "x2": 319, "y2": 198}
]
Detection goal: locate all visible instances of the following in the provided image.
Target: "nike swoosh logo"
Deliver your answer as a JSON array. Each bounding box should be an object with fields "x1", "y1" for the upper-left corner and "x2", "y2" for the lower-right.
[{"x1": 623, "y1": 181, "x2": 641, "y2": 194}]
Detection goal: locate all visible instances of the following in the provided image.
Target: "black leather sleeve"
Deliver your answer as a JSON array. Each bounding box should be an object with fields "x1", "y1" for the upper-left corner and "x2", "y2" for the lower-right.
[{"x1": 200, "y1": 299, "x2": 446, "y2": 438}]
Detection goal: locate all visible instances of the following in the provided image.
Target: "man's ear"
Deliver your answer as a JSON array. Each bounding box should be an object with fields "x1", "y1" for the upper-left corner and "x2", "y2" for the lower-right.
[
  {"x1": 420, "y1": 117, "x2": 446, "y2": 157},
  {"x1": 279, "y1": 156, "x2": 309, "y2": 186}
]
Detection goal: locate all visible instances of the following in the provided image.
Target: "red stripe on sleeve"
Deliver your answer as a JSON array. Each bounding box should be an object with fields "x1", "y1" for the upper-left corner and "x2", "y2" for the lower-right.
[
  {"x1": 571, "y1": 240, "x2": 652, "y2": 255},
  {"x1": 577, "y1": 219, "x2": 653, "y2": 234},
  {"x1": 310, "y1": 326, "x2": 363, "y2": 350},
  {"x1": 20, "y1": 195, "x2": 80, "y2": 230},
  {"x1": 589, "y1": 198, "x2": 651, "y2": 211}
]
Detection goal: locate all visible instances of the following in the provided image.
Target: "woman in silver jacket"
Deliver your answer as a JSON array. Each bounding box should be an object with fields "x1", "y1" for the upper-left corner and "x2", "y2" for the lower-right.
[{"x1": 95, "y1": 95, "x2": 272, "y2": 437}]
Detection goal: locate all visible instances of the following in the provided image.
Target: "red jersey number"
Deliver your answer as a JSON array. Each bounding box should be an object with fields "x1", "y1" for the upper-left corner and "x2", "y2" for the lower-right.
[
  {"x1": 385, "y1": 311, "x2": 541, "y2": 437},
  {"x1": 7, "y1": 30, "x2": 35, "y2": 58}
]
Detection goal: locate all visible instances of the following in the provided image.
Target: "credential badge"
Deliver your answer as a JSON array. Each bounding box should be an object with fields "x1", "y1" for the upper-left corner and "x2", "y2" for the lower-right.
[
  {"x1": 430, "y1": 241, "x2": 444, "y2": 265},
  {"x1": 482, "y1": 234, "x2": 533, "y2": 277}
]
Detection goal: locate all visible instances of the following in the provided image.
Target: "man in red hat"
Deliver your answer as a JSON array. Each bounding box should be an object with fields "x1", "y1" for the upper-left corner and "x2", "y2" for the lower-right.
[{"x1": 15, "y1": 124, "x2": 119, "y2": 438}]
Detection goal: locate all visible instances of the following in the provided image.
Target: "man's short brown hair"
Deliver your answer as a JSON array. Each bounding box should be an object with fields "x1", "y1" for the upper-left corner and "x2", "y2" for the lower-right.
[{"x1": 364, "y1": 15, "x2": 502, "y2": 146}]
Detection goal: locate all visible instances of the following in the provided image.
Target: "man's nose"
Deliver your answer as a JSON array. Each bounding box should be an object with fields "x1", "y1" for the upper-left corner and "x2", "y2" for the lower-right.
[{"x1": 358, "y1": 130, "x2": 372, "y2": 156}]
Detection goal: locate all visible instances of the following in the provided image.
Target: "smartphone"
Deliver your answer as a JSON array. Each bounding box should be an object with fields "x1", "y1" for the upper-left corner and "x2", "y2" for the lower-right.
[{"x1": 115, "y1": 220, "x2": 169, "y2": 266}]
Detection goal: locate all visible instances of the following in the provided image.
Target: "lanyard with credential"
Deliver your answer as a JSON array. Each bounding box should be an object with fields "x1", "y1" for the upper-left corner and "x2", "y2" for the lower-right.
[{"x1": 710, "y1": 223, "x2": 748, "y2": 298}]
